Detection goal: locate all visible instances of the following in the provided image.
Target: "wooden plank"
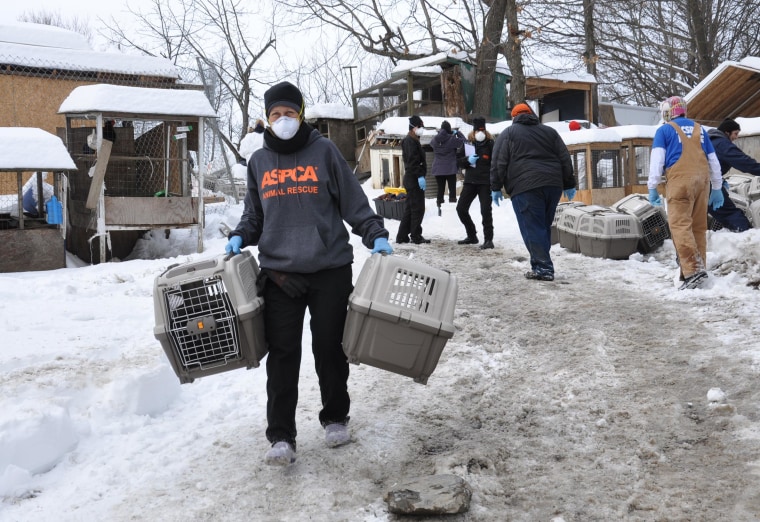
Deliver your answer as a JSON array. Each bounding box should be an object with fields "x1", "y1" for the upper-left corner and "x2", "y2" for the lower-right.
[
  {"x1": 85, "y1": 139, "x2": 113, "y2": 209},
  {"x1": 104, "y1": 196, "x2": 197, "y2": 225}
]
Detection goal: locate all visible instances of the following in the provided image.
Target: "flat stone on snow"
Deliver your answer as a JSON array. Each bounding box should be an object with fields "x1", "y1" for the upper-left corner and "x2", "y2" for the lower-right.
[{"x1": 384, "y1": 474, "x2": 472, "y2": 515}]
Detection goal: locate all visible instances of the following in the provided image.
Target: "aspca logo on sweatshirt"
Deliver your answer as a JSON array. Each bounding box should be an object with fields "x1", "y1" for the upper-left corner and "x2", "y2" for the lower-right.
[{"x1": 260, "y1": 165, "x2": 320, "y2": 198}]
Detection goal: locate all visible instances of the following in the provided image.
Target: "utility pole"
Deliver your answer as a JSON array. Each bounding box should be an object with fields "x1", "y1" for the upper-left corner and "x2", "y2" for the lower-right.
[{"x1": 343, "y1": 65, "x2": 358, "y2": 121}]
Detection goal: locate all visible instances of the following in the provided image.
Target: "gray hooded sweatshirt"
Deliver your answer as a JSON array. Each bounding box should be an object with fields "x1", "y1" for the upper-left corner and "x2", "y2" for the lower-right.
[{"x1": 231, "y1": 128, "x2": 388, "y2": 273}]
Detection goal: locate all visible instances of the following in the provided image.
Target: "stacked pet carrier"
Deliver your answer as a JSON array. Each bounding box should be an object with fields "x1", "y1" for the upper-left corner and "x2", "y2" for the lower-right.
[
  {"x1": 342, "y1": 254, "x2": 458, "y2": 385},
  {"x1": 551, "y1": 201, "x2": 586, "y2": 245},
  {"x1": 724, "y1": 172, "x2": 760, "y2": 227},
  {"x1": 153, "y1": 251, "x2": 267, "y2": 384},
  {"x1": 556, "y1": 204, "x2": 607, "y2": 253},
  {"x1": 555, "y1": 195, "x2": 670, "y2": 260},
  {"x1": 610, "y1": 194, "x2": 670, "y2": 253}
]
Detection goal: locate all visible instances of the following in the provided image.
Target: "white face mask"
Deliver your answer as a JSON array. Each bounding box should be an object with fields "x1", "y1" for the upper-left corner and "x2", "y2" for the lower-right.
[
  {"x1": 475, "y1": 131, "x2": 485, "y2": 142},
  {"x1": 414, "y1": 127, "x2": 424, "y2": 137},
  {"x1": 270, "y1": 116, "x2": 300, "y2": 140}
]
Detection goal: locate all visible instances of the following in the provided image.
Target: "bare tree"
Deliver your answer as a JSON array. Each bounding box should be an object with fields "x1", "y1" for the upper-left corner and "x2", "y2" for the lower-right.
[
  {"x1": 18, "y1": 9, "x2": 95, "y2": 46},
  {"x1": 104, "y1": 0, "x2": 277, "y2": 159},
  {"x1": 278, "y1": 0, "x2": 535, "y2": 120},
  {"x1": 523, "y1": 0, "x2": 760, "y2": 107}
]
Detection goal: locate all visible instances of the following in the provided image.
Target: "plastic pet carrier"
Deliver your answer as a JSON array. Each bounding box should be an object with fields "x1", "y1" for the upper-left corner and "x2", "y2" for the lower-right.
[
  {"x1": 552, "y1": 202, "x2": 585, "y2": 245},
  {"x1": 725, "y1": 172, "x2": 758, "y2": 199},
  {"x1": 342, "y1": 254, "x2": 458, "y2": 384},
  {"x1": 611, "y1": 194, "x2": 670, "y2": 253},
  {"x1": 576, "y1": 209, "x2": 642, "y2": 260},
  {"x1": 153, "y1": 251, "x2": 267, "y2": 384},
  {"x1": 747, "y1": 200, "x2": 760, "y2": 228},
  {"x1": 556, "y1": 205, "x2": 607, "y2": 253}
]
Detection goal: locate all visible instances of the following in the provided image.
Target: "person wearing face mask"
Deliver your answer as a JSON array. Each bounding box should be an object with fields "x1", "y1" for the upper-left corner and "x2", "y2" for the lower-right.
[
  {"x1": 224, "y1": 81, "x2": 393, "y2": 467},
  {"x1": 455, "y1": 117, "x2": 495, "y2": 249},
  {"x1": 396, "y1": 115, "x2": 431, "y2": 244}
]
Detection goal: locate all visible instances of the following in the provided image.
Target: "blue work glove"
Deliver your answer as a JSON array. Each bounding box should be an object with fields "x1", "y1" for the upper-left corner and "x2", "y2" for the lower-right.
[
  {"x1": 709, "y1": 188, "x2": 724, "y2": 210},
  {"x1": 225, "y1": 235, "x2": 243, "y2": 256},
  {"x1": 371, "y1": 237, "x2": 393, "y2": 255},
  {"x1": 563, "y1": 188, "x2": 576, "y2": 201},
  {"x1": 468, "y1": 155, "x2": 478, "y2": 166},
  {"x1": 648, "y1": 188, "x2": 661, "y2": 207},
  {"x1": 418, "y1": 176, "x2": 426, "y2": 191},
  {"x1": 491, "y1": 190, "x2": 503, "y2": 207}
]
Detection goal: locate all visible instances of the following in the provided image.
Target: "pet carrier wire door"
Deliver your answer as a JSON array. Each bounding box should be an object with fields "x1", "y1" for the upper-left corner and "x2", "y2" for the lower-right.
[
  {"x1": 153, "y1": 250, "x2": 267, "y2": 383},
  {"x1": 343, "y1": 254, "x2": 458, "y2": 384}
]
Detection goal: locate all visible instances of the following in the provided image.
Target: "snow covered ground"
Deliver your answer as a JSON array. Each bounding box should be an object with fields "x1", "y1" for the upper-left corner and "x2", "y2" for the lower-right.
[{"x1": 2, "y1": 181, "x2": 760, "y2": 521}]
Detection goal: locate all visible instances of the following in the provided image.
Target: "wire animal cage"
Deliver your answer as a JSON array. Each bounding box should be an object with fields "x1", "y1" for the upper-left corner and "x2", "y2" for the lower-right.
[
  {"x1": 153, "y1": 251, "x2": 266, "y2": 384},
  {"x1": 342, "y1": 254, "x2": 458, "y2": 385}
]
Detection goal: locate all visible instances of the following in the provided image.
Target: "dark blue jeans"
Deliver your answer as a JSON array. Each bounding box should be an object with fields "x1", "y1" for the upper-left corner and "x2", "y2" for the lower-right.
[
  {"x1": 263, "y1": 264, "x2": 353, "y2": 448},
  {"x1": 511, "y1": 187, "x2": 562, "y2": 276},
  {"x1": 708, "y1": 185, "x2": 751, "y2": 232}
]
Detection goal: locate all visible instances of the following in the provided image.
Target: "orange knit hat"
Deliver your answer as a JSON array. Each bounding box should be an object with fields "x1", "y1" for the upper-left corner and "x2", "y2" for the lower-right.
[{"x1": 511, "y1": 103, "x2": 532, "y2": 118}]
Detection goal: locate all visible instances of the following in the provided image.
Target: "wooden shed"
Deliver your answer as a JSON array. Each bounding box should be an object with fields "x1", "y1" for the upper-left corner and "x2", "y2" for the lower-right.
[
  {"x1": 57, "y1": 84, "x2": 217, "y2": 264},
  {"x1": 561, "y1": 128, "x2": 624, "y2": 207},
  {"x1": 0, "y1": 128, "x2": 76, "y2": 272},
  {"x1": 685, "y1": 56, "x2": 760, "y2": 126}
]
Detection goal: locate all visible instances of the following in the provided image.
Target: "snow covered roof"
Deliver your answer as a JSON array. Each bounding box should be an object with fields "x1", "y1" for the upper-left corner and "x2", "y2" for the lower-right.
[
  {"x1": 685, "y1": 56, "x2": 760, "y2": 123},
  {"x1": 376, "y1": 115, "x2": 472, "y2": 139},
  {"x1": 0, "y1": 21, "x2": 179, "y2": 79},
  {"x1": 58, "y1": 84, "x2": 218, "y2": 119},
  {"x1": 735, "y1": 117, "x2": 760, "y2": 137},
  {"x1": 391, "y1": 50, "x2": 510, "y2": 77},
  {"x1": 0, "y1": 128, "x2": 76, "y2": 171},
  {"x1": 305, "y1": 103, "x2": 354, "y2": 120}
]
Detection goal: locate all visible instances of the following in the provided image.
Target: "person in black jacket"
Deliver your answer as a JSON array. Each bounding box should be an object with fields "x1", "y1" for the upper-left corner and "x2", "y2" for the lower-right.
[
  {"x1": 490, "y1": 103, "x2": 576, "y2": 281},
  {"x1": 707, "y1": 118, "x2": 760, "y2": 232},
  {"x1": 455, "y1": 116, "x2": 495, "y2": 249},
  {"x1": 397, "y1": 115, "x2": 431, "y2": 244}
]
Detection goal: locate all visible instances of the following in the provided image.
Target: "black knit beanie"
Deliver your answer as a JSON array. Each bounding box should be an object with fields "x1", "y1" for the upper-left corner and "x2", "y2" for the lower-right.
[
  {"x1": 409, "y1": 115, "x2": 424, "y2": 129},
  {"x1": 717, "y1": 118, "x2": 741, "y2": 134},
  {"x1": 264, "y1": 81, "x2": 304, "y2": 116},
  {"x1": 473, "y1": 117, "x2": 486, "y2": 130},
  {"x1": 441, "y1": 120, "x2": 452, "y2": 133}
]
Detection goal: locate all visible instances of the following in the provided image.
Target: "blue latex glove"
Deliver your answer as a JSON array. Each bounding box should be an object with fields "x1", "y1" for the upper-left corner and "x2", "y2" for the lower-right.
[
  {"x1": 371, "y1": 237, "x2": 393, "y2": 255},
  {"x1": 468, "y1": 155, "x2": 478, "y2": 166},
  {"x1": 418, "y1": 176, "x2": 426, "y2": 191},
  {"x1": 225, "y1": 235, "x2": 243, "y2": 255},
  {"x1": 722, "y1": 179, "x2": 730, "y2": 191},
  {"x1": 648, "y1": 188, "x2": 661, "y2": 207},
  {"x1": 491, "y1": 190, "x2": 503, "y2": 207},
  {"x1": 709, "y1": 188, "x2": 724, "y2": 209},
  {"x1": 563, "y1": 188, "x2": 576, "y2": 201}
]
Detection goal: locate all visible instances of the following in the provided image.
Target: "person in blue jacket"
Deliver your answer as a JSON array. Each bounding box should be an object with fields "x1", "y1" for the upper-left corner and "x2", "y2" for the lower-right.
[
  {"x1": 224, "y1": 81, "x2": 393, "y2": 467},
  {"x1": 647, "y1": 96, "x2": 723, "y2": 290},
  {"x1": 707, "y1": 118, "x2": 760, "y2": 232}
]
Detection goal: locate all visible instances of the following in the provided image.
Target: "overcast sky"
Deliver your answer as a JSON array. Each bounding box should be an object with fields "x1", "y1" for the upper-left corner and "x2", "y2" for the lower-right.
[{"x1": 0, "y1": 0, "x2": 151, "y2": 27}]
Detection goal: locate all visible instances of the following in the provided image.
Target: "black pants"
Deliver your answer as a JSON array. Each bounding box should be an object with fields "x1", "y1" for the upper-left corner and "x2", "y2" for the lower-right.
[
  {"x1": 435, "y1": 174, "x2": 458, "y2": 204},
  {"x1": 263, "y1": 264, "x2": 354, "y2": 448},
  {"x1": 397, "y1": 185, "x2": 426, "y2": 242},
  {"x1": 456, "y1": 183, "x2": 493, "y2": 241}
]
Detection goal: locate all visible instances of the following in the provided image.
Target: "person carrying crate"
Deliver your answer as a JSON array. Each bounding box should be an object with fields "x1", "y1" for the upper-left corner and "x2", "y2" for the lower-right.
[{"x1": 225, "y1": 81, "x2": 393, "y2": 466}]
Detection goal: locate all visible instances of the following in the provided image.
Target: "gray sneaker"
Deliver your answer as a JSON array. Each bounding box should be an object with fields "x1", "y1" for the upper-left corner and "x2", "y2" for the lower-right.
[
  {"x1": 324, "y1": 423, "x2": 351, "y2": 448},
  {"x1": 678, "y1": 271, "x2": 708, "y2": 290},
  {"x1": 264, "y1": 441, "x2": 296, "y2": 466}
]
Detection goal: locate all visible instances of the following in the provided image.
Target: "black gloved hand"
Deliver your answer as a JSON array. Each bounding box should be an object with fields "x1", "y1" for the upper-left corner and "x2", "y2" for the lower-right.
[{"x1": 261, "y1": 268, "x2": 309, "y2": 299}]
